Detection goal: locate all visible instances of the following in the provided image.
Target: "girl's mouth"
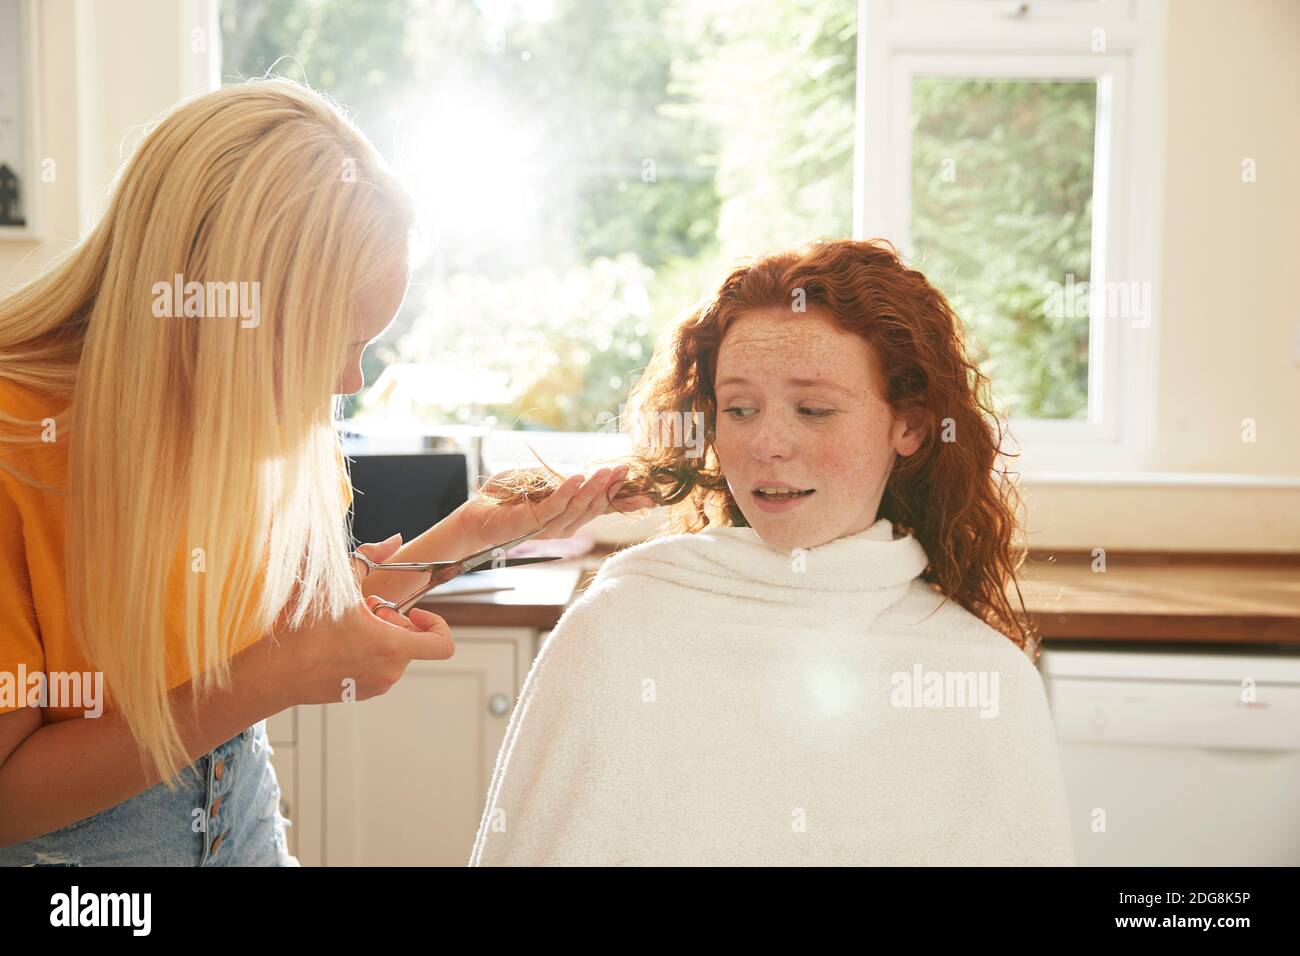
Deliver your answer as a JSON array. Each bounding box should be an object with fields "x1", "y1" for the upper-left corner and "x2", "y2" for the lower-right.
[{"x1": 752, "y1": 487, "x2": 815, "y2": 512}]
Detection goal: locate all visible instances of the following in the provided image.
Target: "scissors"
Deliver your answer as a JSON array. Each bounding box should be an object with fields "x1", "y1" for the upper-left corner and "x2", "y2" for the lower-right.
[{"x1": 353, "y1": 524, "x2": 560, "y2": 615}]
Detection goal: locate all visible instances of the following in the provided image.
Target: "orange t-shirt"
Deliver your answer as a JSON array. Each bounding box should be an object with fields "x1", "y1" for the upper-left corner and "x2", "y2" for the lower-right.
[{"x1": 0, "y1": 379, "x2": 352, "y2": 723}]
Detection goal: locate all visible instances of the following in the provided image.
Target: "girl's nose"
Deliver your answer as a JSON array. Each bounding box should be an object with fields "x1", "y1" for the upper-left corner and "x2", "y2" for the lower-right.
[{"x1": 747, "y1": 411, "x2": 796, "y2": 462}]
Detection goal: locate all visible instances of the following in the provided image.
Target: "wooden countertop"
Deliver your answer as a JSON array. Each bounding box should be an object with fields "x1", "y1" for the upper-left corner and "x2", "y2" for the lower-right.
[
  {"x1": 418, "y1": 545, "x2": 1300, "y2": 646},
  {"x1": 416, "y1": 562, "x2": 588, "y2": 630},
  {"x1": 1018, "y1": 550, "x2": 1300, "y2": 645}
]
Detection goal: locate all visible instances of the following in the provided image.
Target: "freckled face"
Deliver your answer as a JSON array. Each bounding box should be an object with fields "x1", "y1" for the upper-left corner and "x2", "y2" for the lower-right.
[
  {"x1": 713, "y1": 308, "x2": 924, "y2": 551},
  {"x1": 334, "y1": 251, "x2": 411, "y2": 397}
]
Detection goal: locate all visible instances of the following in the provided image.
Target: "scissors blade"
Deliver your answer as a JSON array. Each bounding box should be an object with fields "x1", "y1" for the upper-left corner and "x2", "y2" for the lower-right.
[
  {"x1": 461, "y1": 556, "x2": 561, "y2": 572},
  {"x1": 392, "y1": 554, "x2": 559, "y2": 613},
  {"x1": 434, "y1": 527, "x2": 550, "y2": 582},
  {"x1": 387, "y1": 527, "x2": 553, "y2": 612}
]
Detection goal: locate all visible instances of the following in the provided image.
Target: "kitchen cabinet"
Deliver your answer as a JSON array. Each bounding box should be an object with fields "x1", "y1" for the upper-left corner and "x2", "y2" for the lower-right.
[
  {"x1": 268, "y1": 627, "x2": 546, "y2": 866},
  {"x1": 1043, "y1": 647, "x2": 1300, "y2": 865}
]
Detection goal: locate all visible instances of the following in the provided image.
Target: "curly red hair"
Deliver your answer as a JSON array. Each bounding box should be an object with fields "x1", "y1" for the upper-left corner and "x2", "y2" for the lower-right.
[{"x1": 489, "y1": 238, "x2": 1039, "y2": 660}]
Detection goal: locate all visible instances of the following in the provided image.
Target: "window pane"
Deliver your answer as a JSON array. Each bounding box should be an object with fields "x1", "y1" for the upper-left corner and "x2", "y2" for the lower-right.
[
  {"x1": 221, "y1": 0, "x2": 856, "y2": 433},
  {"x1": 910, "y1": 77, "x2": 1097, "y2": 420}
]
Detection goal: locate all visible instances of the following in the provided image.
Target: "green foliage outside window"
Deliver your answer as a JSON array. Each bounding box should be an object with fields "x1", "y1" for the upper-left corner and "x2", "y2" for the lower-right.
[{"x1": 222, "y1": 1, "x2": 1094, "y2": 428}]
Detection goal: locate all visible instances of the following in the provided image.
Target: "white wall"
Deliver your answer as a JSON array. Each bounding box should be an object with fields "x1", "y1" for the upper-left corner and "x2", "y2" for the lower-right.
[
  {"x1": 1155, "y1": 0, "x2": 1300, "y2": 479},
  {"x1": 0, "y1": 0, "x2": 205, "y2": 279},
  {"x1": 1008, "y1": 0, "x2": 1300, "y2": 552}
]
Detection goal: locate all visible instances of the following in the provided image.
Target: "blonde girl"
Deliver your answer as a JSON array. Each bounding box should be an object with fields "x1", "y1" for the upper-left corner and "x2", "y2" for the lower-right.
[{"x1": 0, "y1": 79, "x2": 642, "y2": 865}]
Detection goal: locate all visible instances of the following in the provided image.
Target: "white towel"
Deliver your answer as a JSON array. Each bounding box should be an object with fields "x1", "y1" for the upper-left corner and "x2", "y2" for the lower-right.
[{"x1": 469, "y1": 518, "x2": 1076, "y2": 866}]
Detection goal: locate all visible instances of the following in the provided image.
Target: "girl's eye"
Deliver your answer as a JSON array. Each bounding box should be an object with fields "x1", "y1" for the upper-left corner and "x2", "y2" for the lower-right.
[
  {"x1": 722, "y1": 406, "x2": 756, "y2": 419},
  {"x1": 800, "y1": 407, "x2": 835, "y2": 418}
]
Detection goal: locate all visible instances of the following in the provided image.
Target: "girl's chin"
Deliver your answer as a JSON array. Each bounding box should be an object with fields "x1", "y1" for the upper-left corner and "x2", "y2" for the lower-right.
[
  {"x1": 745, "y1": 506, "x2": 877, "y2": 551},
  {"x1": 746, "y1": 515, "x2": 832, "y2": 551},
  {"x1": 754, "y1": 529, "x2": 832, "y2": 552}
]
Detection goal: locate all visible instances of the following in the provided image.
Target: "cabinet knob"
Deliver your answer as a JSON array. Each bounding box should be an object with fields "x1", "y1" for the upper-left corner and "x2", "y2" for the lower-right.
[
  {"x1": 488, "y1": 693, "x2": 511, "y2": 717},
  {"x1": 279, "y1": 798, "x2": 291, "y2": 818}
]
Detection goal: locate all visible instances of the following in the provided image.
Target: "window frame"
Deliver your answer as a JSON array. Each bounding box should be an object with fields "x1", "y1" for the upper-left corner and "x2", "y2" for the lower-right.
[{"x1": 857, "y1": 0, "x2": 1169, "y2": 473}]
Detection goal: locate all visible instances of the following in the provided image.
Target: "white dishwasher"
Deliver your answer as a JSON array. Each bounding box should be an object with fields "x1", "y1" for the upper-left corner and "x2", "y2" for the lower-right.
[{"x1": 1040, "y1": 648, "x2": 1300, "y2": 866}]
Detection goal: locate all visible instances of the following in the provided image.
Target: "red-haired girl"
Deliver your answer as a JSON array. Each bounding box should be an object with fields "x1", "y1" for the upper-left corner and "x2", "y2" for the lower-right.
[{"x1": 471, "y1": 238, "x2": 1075, "y2": 866}]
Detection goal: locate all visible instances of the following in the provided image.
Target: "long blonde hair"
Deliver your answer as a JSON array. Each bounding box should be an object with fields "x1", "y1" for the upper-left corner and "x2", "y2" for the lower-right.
[{"x1": 0, "y1": 79, "x2": 413, "y2": 781}]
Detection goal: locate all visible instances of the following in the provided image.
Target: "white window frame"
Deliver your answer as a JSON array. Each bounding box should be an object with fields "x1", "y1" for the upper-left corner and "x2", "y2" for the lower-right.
[
  {"x1": 856, "y1": 0, "x2": 1168, "y2": 473},
  {"x1": 180, "y1": 0, "x2": 222, "y2": 99}
]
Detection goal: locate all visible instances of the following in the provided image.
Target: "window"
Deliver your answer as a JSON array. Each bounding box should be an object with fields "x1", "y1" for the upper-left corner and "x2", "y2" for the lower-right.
[
  {"x1": 911, "y1": 76, "x2": 1097, "y2": 421},
  {"x1": 219, "y1": 0, "x2": 1165, "y2": 473},
  {"x1": 220, "y1": 0, "x2": 858, "y2": 471},
  {"x1": 858, "y1": 0, "x2": 1167, "y2": 472}
]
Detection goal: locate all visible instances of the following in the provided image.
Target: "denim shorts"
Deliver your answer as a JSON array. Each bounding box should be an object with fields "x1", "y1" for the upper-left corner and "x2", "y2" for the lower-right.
[{"x1": 0, "y1": 719, "x2": 298, "y2": 867}]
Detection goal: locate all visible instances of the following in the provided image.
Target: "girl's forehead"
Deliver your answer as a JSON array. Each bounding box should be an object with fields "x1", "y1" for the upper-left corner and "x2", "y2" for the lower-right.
[{"x1": 717, "y1": 310, "x2": 874, "y2": 378}]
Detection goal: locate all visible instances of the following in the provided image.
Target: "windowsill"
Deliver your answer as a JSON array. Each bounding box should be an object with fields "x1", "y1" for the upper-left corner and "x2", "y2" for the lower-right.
[{"x1": 1015, "y1": 470, "x2": 1300, "y2": 489}]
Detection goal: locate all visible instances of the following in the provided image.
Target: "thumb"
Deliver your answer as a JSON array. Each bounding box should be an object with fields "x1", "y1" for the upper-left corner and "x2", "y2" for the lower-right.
[{"x1": 357, "y1": 531, "x2": 403, "y2": 564}]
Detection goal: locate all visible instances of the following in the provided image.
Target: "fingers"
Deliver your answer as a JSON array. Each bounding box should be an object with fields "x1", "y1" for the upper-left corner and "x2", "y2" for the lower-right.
[
  {"x1": 402, "y1": 608, "x2": 455, "y2": 661},
  {"x1": 533, "y1": 472, "x2": 584, "y2": 524},
  {"x1": 365, "y1": 599, "x2": 454, "y2": 661},
  {"x1": 355, "y1": 531, "x2": 404, "y2": 569},
  {"x1": 407, "y1": 607, "x2": 444, "y2": 631},
  {"x1": 364, "y1": 595, "x2": 450, "y2": 634},
  {"x1": 611, "y1": 493, "x2": 656, "y2": 514},
  {"x1": 604, "y1": 466, "x2": 657, "y2": 514},
  {"x1": 544, "y1": 465, "x2": 624, "y2": 537},
  {"x1": 359, "y1": 597, "x2": 454, "y2": 662},
  {"x1": 364, "y1": 594, "x2": 413, "y2": 629}
]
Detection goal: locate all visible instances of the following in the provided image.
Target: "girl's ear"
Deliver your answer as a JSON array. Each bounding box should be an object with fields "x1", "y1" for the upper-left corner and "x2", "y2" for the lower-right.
[{"x1": 892, "y1": 401, "x2": 929, "y2": 457}]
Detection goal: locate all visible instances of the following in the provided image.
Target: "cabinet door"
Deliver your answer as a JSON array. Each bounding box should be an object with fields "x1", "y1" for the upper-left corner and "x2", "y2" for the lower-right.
[
  {"x1": 267, "y1": 707, "x2": 295, "y2": 747},
  {"x1": 322, "y1": 630, "x2": 527, "y2": 866},
  {"x1": 267, "y1": 743, "x2": 297, "y2": 858}
]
